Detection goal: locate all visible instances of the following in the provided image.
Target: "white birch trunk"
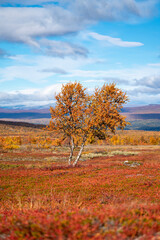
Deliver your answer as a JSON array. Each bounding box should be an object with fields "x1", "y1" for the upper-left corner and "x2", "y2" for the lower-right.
[
  {"x1": 73, "y1": 138, "x2": 86, "y2": 167},
  {"x1": 68, "y1": 136, "x2": 74, "y2": 165}
]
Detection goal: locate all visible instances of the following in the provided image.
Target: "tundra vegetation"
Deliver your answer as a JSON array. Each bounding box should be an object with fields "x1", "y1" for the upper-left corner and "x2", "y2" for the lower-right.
[
  {"x1": 0, "y1": 90, "x2": 160, "y2": 239},
  {"x1": 49, "y1": 82, "x2": 129, "y2": 166}
]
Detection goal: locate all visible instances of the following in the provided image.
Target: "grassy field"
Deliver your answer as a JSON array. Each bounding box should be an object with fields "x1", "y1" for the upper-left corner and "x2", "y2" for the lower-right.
[{"x1": 0, "y1": 123, "x2": 160, "y2": 239}]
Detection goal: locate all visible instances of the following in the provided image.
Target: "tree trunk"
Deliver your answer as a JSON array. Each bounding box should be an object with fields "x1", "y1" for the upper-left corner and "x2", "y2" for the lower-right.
[
  {"x1": 68, "y1": 136, "x2": 75, "y2": 165},
  {"x1": 73, "y1": 137, "x2": 86, "y2": 167}
]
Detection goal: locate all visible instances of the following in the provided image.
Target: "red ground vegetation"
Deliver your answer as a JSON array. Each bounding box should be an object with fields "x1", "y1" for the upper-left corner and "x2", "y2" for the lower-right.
[{"x1": 0, "y1": 124, "x2": 160, "y2": 239}]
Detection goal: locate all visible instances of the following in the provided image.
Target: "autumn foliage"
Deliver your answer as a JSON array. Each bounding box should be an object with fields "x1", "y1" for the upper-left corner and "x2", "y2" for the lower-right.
[{"x1": 49, "y1": 82, "x2": 129, "y2": 166}]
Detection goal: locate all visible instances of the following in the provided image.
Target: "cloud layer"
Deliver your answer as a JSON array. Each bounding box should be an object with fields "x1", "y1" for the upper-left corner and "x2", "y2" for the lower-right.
[
  {"x1": 0, "y1": 0, "x2": 158, "y2": 57},
  {"x1": 89, "y1": 32, "x2": 144, "y2": 47},
  {"x1": 0, "y1": 6, "x2": 82, "y2": 46},
  {"x1": 39, "y1": 39, "x2": 88, "y2": 58},
  {"x1": 0, "y1": 84, "x2": 62, "y2": 108},
  {"x1": 1, "y1": 74, "x2": 160, "y2": 107}
]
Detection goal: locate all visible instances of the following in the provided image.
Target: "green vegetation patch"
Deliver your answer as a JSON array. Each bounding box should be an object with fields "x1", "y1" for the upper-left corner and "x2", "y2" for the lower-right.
[{"x1": 0, "y1": 163, "x2": 23, "y2": 170}]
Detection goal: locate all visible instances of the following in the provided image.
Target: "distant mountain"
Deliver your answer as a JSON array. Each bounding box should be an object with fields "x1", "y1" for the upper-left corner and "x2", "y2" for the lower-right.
[
  {"x1": 1, "y1": 104, "x2": 160, "y2": 114},
  {"x1": 122, "y1": 104, "x2": 160, "y2": 120},
  {"x1": 121, "y1": 104, "x2": 160, "y2": 131},
  {"x1": 0, "y1": 107, "x2": 50, "y2": 120},
  {"x1": 0, "y1": 107, "x2": 50, "y2": 113},
  {"x1": 0, "y1": 112, "x2": 51, "y2": 119},
  {"x1": 123, "y1": 104, "x2": 160, "y2": 113},
  {"x1": 1, "y1": 104, "x2": 160, "y2": 130}
]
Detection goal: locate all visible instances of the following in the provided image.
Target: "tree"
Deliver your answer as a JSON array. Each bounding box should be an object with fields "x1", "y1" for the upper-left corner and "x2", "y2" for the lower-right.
[{"x1": 49, "y1": 82, "x2": 129, "y2": 166}]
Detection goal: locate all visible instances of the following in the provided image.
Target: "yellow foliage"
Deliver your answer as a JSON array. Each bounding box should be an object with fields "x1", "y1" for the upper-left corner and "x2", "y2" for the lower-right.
[
  {"x1": 52, "y1": 139, "x2": 62, "y2": 146},
  {"x1": 2, "y1": 136, "x2": 21, "y2": 150}
]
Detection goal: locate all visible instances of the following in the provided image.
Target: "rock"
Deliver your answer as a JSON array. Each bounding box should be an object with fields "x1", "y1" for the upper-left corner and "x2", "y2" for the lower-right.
[{"x1": 124, "y1": 160, "x2": 142, "y2": 167}]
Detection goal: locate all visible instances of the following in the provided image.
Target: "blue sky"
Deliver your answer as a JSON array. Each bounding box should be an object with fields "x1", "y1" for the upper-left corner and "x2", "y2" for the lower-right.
[{"x1": 0, "y1": 0, "x2": 160, "y2": 108}]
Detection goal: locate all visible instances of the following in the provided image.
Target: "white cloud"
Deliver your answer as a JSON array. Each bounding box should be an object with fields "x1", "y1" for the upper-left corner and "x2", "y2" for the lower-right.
[
  {"x1": 0, "y1": 6, "x2": 85, "y2": 47},
  {"x1": 1, "y1": 0, "x2": 158, "y2": 20},
  {"x1": 2, "y1": 74, "x2": 160, "y2": 108},
  {"x1": 65, "y1": 65, "x2": 160, "y2": 81},
  {"x1": 89, "y1": 32, "x2": 144, "y2": 47},
  {"x1": 136, "y1": 75, "x2": 160, "y2": 89},
  {"x1": 41, "y1": 67, "x2": 68, "y2": 74},
  {"x1": 0, "y1": 65, "x2": 52, "y2": 83},
  {"x1": 39, "y1": 38, "x2": 88, "y2": 58},
  {"x1": 0, "y1": 54, "x2": 95, "y2": 83},
  {"x1": 148, "y1": 63, "x2": 160, "y2": 67},
  {"x1": 0, "y1": 83, "x2": 62, "y2": 107},
  {"x1": 70, "y1": 0, "x2": 158, "y2": 21},
  {"x1": 1, "y1": 65, "x2": 160, "y2": 107},
  {"x1": 128, "y1": 92, "x2": 160, "y2": 105},
  {"x1": 0, "y1": 0, "x2": 157, "y2": 53},
  {"x1": 1, "y1": 53, "x2": 160, "y2": 89}
]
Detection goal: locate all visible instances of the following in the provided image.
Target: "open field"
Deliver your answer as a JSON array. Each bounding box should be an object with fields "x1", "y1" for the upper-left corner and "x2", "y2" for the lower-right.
[{"x1": 0, "y1": 123, "x2": 160, "y2": 239}]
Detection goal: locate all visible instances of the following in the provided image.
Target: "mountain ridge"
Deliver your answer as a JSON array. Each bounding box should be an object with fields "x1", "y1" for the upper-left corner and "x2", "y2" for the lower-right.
[{"x1": 1, "y1": 104, "x2": 160, "y2": 131}]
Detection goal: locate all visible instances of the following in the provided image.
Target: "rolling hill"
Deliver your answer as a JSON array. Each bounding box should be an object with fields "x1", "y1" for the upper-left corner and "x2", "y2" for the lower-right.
[{"x1": 1, "y1": 104, "x2": 160, "y2": 130}]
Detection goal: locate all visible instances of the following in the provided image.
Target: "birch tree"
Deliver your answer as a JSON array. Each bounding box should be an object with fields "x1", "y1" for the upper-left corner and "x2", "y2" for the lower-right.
[{"x1": 49, "y1": 82, "x2": 128, "y2": 166}]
